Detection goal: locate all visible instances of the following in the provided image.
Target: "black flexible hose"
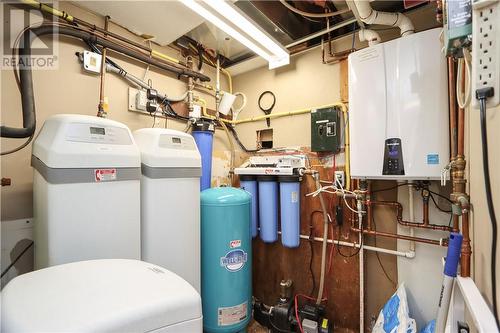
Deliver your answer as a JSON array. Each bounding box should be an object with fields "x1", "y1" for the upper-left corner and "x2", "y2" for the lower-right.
[
  {"x1": 1, "y1": 241, "x2": 34, "y2": 278},
  {"x1": 1, "y1": 25, "x2": 210, "y2": 139},
  {"x1": 478, "y1": 96, "x2": 499, "y2": 328}
]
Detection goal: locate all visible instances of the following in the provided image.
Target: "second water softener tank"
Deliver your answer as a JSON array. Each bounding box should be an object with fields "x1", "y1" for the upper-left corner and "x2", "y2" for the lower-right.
[
  {"x1": 201, "y1": 187, "x2": 252, "y2": 333},
  {"x1": 133, "y1": 128, "x2": 201, "y2": 292}
]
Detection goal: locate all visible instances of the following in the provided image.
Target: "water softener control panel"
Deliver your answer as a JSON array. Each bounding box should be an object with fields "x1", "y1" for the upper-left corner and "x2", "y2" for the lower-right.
[
  {"x1": 65, "y1": 123, "x2": 132, "y2": 145},
  {"x1": 159, "y1": 133, "x2": 197, "y2": 151}
]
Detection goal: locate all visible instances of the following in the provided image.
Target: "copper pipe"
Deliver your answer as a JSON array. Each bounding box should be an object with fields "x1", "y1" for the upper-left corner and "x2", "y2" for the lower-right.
[
  {"x1": 367, "y1": 200, "x2": 452, "y2": 232},
  {"x1": 457, "y1": 61, "x2": 466, "y2": 157},
  {"x1": 452, "y1": 215, "x2": 460, "y2": 233},
  {"x1": 423, "y1": 197, "x2": 430, "y2": 226},
  {"x1": 436, "y1": 0, "x2": 444, "y2": 24},
  {"x1": 351, "y1": 227, "x2": 444, "y2": 246},
  {"x1": 461, "y1": 211, "x2": 471, "y2": 277},
  {"x1": 448, "y1": 57, "x2": 458, "y2": 159},
  {"x1": 97, "y1": 15, "x2": 110, "y2": 118}
]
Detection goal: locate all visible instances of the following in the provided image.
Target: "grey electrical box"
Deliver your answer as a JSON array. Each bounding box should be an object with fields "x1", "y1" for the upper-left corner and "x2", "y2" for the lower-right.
[{"x1": 311, "y1": 107, "x2": 341, "y2": 152}]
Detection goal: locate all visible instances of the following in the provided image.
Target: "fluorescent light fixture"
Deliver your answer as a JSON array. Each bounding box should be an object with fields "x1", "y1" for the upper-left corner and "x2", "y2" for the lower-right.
[{"x1": 180, "y1": 0, "x2": 290, "y2": 69}]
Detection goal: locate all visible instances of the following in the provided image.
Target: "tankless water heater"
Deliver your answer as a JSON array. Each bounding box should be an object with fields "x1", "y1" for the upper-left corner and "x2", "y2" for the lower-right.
[{"x1": 348, "y1": 28, "x2": 449, "y2": 180}]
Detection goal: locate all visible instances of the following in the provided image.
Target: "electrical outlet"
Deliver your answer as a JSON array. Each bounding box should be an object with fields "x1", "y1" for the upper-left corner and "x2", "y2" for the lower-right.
[
  {"x1": 334, "y1": 171, "x2": 345, "y2": 188},
  {"x1": 472, "y1": 0, "x2": 500, "y2": 107}
]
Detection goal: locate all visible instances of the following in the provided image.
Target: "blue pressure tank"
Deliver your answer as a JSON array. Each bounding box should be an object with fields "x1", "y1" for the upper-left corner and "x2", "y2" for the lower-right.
[
  {"x1": 258, "y1": 176, "x2": 279, "y2": 243},
  {"x1": 201, "y1": 187, "x2": 252, "y2": 333},
  {"x1": 192, "y1": 119, "x2": 215, "y2": 191},
  {"x1": 279, "y1": 175, "x2": 301, "y2": 248},
  {"x1": 239, "y1": 175, "x2": 258, "y2": 238}
]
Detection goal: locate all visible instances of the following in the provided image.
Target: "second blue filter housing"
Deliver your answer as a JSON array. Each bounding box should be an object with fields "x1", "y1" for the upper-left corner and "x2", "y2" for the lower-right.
[
  {"x1": 192, "y1": 119, "x2": 215, "y2": 191},
  {"x1": 239, "y1": 175, "x2": 258, "y2": 238},
  {"x1": 201, "y1": 187, "x2": 252, "y2": 333},
  {"x1": 279, "y1": 175, "x2": 301, "y2": 248},
  {"x1": 258, "y1": 176, "x2": 279, "y2": 243}
]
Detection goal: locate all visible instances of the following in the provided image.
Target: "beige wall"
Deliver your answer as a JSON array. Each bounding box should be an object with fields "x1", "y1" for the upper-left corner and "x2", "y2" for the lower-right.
[
  {"x1": 468, "y1": 103, "x2": 500, "y2": 318},
  {"x1": 1, "y1": 1, "x2": 231, "y2": 220}
]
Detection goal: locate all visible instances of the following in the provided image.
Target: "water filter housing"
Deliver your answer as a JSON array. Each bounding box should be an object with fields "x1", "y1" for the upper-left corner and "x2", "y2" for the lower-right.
[
  {"x1": 134, "y1": 128, "x2": 201, "y2": 292},
  {"x1": 348, "y1": 28, "x2": 449, "y2": 180},
  {"x1": 201, "y1": 187, "x2": 252, "y2": 333},
  {"x1": 32, "y1": 114, "x2": 141, "y2": 268}
]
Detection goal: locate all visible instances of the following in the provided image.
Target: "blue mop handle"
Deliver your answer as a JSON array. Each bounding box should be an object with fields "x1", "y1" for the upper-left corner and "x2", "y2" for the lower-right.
[
  {"x1": 436, "y1": 232, "x2": 463, "y2": 333},
  {"x1": 444, "y1": 232, "x2": 463, "y2": 278}
]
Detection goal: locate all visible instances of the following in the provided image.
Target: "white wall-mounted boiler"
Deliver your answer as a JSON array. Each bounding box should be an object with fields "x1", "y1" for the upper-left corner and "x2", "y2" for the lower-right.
[{"x1": 348, "y1": 28, "x2": 449, "y2": 180}]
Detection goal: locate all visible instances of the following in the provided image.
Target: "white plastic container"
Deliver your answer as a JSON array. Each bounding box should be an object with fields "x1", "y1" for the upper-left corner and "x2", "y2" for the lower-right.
[
  {"x1": 134, "y1": 128, "x2": 201, "y2": 292},
  {"x1": 348, "y1": 28, "x2": 449, "y2": 180},
  {"x1": 1, "y1": 259, "x2": 203, "y2": 332},
  {"x1": 32, "y1": 114, "x2": 141, "y2": 269}
]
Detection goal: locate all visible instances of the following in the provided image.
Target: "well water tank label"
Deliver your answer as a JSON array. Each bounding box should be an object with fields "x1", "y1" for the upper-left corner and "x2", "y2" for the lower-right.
[
  {"x1": 220, "y1": 249, "x2": 247, "y2": 272},
  {"x1": 218, "y1": 301, "x2": 247, "y2": 326},
  {"x1": 94, "y1": 169, "x2": 117, "y2": 182}
]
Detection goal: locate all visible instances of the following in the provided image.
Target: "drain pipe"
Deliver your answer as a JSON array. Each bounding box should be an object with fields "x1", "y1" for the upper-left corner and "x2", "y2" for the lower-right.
[
  {"x1": 353, "y1": 1, "x2": 415, "y2": 36},
  {"x1": 358, "y1": 29, "x2": 381, "y2": 46}
]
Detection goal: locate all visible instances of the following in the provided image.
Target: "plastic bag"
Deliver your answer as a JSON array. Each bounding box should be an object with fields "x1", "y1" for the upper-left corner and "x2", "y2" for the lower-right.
[
  {"x1": 372, "y1": 283, "x2": 417, "y2": 333},
  {"x1": 419, "y1": 320, "x2": 435, "y2": 333}
]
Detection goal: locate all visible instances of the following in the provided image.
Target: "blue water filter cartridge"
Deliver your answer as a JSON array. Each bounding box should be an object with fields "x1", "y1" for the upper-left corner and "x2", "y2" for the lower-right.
[
  {"x1": 279, "y1": 175, "x2": 301, "y2": 248},
  {"x1": 258, "y1": 176, "x2": 279, "y2": 243},
  {"x1": 239, "y1": 175, "x2": 258, "y2": 238},
  {"x1": 192, "y1": 119, "x2": 215, "y2": 191}
]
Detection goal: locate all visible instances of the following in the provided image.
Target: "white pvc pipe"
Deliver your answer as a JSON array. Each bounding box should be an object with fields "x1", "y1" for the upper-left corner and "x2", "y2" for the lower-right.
[
  {"x1": 353, "y1": 1, "x2": 415, "y2": 36},
  {"x1": 291, "y1": 233, "x2": 415, "y2": 258},
  {"x1": 358, "y1": 29, "x2": 381, "y2": 46},
  {"x1": 357, "y1": 199, "x2": 364, "y2": 333}
]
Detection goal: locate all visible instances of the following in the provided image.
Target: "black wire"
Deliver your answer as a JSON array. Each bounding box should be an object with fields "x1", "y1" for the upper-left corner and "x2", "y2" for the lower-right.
[
  {"x1": 479, "y1": 96, "x2": 499, "y2": 328},
  {"x1": 428, "y1": 192, "x2": 452, "y2": 213},
  {"x1": 1, "y1": 133, "x2": 34, "y2": 155},
  {"x1": 371, "y1": 183, "x2": 417, "y2": 193},
  {"x1": 427, "y1": 189, "x2": 453, "y2": 203},
  {"x1": 351, "y1": 22, "x2": 356, "y2": 50},
  {"x1": 335, "y1": 202, "x2": 363, "y2": 258},
  {"x1": 372, "y1": 215, "x2": 397, "y2": 287},
  {"x1": 1, "y1": 241, "x2": 34, "y2": 278},
  {"x1": 228, "y1": 126, "x2": 259, "y2": 153}
]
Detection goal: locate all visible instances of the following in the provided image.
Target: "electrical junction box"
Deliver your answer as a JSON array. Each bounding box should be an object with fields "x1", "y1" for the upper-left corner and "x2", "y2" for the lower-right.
[
  {"x1": 83, "y1": 51, "x2": 102, "y2": 74},
  {"x1": 444, "y1": 0, "x2": 472, "y2": 55},
  {"x1": 310, "y1": 107, "x2": 341, "y2": 152},
  {"x1": 348, "y1": 28, "x2": 449, "y2": 180}
]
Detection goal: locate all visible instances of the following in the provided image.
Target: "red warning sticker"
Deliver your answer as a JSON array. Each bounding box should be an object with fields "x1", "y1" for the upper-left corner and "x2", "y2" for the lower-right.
[{"x1": 94, "y1": 169, "x2": 117, "y2": 182}]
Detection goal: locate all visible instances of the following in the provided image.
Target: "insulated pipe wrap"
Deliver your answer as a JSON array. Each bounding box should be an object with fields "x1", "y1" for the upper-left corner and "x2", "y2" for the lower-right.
[{"x1": 1, "y1": 25, "x2": 210, "y2": 139}]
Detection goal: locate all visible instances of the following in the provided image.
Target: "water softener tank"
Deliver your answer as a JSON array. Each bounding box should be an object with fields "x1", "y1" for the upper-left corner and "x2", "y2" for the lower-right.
[
  {"x1": 258, "y1": 176, "x2": 279, "y2": 243},
  {"x1": 192, "y1": 119, "x2": 215, "y2": 191},
  {"x1": 239, "y1": 175, "x2": 258, "y2": 238},
  {"x1": 32, "y1": 114, "x2": 141, "y2": 269},
  {"x1": 279, "y1": 175, "x2": 301, "y2": 248},
  {"x1": 201, "y1": 187, "x2": 252, "y2": 333}
]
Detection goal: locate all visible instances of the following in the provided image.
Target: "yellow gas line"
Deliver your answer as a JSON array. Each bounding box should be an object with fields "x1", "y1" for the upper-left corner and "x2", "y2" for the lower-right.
[{"x1": 21, "y1": 0, "x2": 74, "y2": 21}]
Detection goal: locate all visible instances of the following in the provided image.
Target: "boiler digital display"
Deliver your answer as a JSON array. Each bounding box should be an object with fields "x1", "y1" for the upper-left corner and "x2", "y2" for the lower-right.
[
  {"x1": 90, "y1": 127, "x2": 105, "y2": 135},
  {"x1": 172, "y1": 137, "x2": 181, "y2": 144}
]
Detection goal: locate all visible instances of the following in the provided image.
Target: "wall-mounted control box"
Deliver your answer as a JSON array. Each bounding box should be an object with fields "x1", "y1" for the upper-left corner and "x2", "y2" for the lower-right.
[{"x1": 310, "y1": 107, "x2": 341, "y2": 153}]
